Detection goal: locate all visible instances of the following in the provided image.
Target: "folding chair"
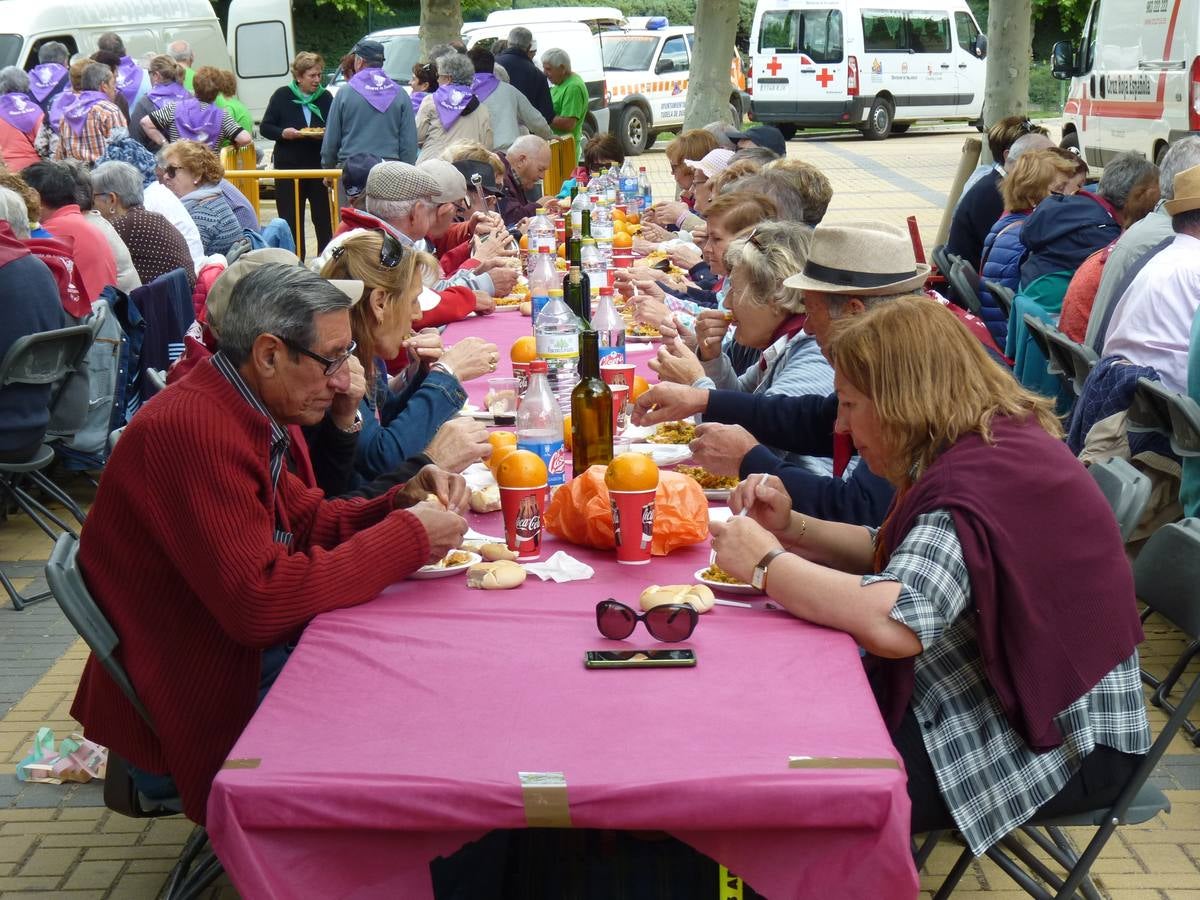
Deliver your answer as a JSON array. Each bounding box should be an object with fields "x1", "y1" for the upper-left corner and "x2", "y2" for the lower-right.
[
  {"x1": 983, "y1": 280, "x2": 1015, "y2": 322},
  {"x1": 1126, "y1": 377, "x2": 1200, "y2": 458},
  {"x1": 45, "y1": 533, "x2": 224, "y2": 899},
  {"x1": 144, "y1": 367, "x2": 167, "y2": 395},
  {"x1": 1022, "y1": 315, "x2": 1073, "y2": 398},
  {"x1": 1087, "y1": 457, "x2": 1151, "y2": 541},
  {"x1": 931, "y1": 244, "x2": 955, "y2": 278},
  {"x1": 1043, "y1": 327, "x2": 1098, "y2": 397},
  {"x1": 947, "y1": 259, "x2": 983, "y2": 315},
  {"x1": 928, "y1": 518, "x2": 1200, "y2": 899},
  {"x1": 0, "y1": 323, "x2": 94, "y2": 609}
]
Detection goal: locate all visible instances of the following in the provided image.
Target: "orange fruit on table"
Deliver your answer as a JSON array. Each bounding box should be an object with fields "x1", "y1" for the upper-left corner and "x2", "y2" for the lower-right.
[
  {"x1": 626, "y1": 212, "x2": 641, "y2": 225},
  {"x1": 630, "y1": 375, "x2": 650, "y2": 401},
  {"x1": 488, "y1": 444, "x2": 518, "y2": 477},
  {"x1": 489, "y1": 431, "x2": 517, "y2": 454},
  {"x1": 612, "y1": 207, "x2": 628, "y2": 222},
  {"x1": 613, "y1": 231, "x2": 633, "y2": 249},
  {"x1": 605, "y1": 452, "x2": 659, "y2": 492},
  {"x1": 519, "y1": 233, "x2": 529, "y2": 251},
  {"x1": 562, "y1": 413, "x2": 572, "y2": 451},
  {"x1": 510, "y1": 335, "x2": 537, "y2": 363},
  {"x1": 557, "y1": 244, "x2": 566, "y2": 259},
  {"x1": 496, "y1": 448, "x2": 548, "y2": 488}
]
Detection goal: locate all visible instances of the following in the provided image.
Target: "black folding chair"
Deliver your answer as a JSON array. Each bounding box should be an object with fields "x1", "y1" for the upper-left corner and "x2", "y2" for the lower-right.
[
  {"x1": 983, "y1": 279, "x2": 1015, "y2": 322},
  {"x1": 947, "y1": 259, "x2": 983, "y2": 315},
  {"x1": 1022, "y1": 315, "x2": 1074, "y2": 399},
  {"x1": 45, "y1": 533, "x2": 224, "y2": 898},
  {"x1": 1043, "y1": 327, "x2": 1098, "y2": 397},
  {"x1": 1127, "y1": 377, "x2": 1200, "y2": 458}
]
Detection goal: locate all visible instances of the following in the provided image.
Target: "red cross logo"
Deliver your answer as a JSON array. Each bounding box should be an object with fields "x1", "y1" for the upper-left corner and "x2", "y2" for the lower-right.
[
  {"x1": 816, "y1": 67, "x2": 834, "y2": 87},
  {"x1": 765, "y1": 56, "x2": 782, "y2": 76}
]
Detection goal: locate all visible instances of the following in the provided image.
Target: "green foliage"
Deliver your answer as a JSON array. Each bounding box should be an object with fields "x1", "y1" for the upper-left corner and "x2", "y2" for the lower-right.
[{"x1": 1028, "y1": 59, "x2": 1066, "y2": 110}]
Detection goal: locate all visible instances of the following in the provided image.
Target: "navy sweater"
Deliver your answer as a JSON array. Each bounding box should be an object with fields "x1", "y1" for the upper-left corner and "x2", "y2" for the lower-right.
[{"x1": 703, "y1": 390, "x2": 895, "y2": 526}]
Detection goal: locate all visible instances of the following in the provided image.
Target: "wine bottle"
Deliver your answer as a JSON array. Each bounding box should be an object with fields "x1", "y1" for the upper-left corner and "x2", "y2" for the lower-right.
[
  {"x1": 563, "y1": 265, "x2": 591, "y2": 326},
  {"x1": 571, "y1": 331, "x2": 613, "y2": 476}
]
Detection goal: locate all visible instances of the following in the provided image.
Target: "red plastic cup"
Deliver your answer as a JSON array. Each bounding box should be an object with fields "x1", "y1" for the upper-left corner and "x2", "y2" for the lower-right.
[
  {"x1": 600, "y1": 362, "x2": 636, "y2": 391},
  {"x1": 610, "y1": 384, "x2": 630, "y2": 434},
  {"x1": 500, "y1": 484, "x2": 547, "y2": 561},
  {"x1": 613, "y1": 251, "x2": 633, "y2": 269},
  {"x1": 554, "y1": 218, "x2": 566, "y2": 244},
  {"x1": 609, "y1": 488, "x2": 656, "y2": 565},
  {"x1": 512, "y1": 360, "x2": 531, "y2": 395}
]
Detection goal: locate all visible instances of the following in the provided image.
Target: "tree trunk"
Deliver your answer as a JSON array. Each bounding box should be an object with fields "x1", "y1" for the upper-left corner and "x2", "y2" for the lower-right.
[
  {"x1": 420, "y1": 0, "x2": 463, "y2": 60},
  {"x1": 683, "y1": 0, "x2": 741, "y2": 130},
  {"x1": 981, "y1": 0, "x2": 1033, "y2": 162}
]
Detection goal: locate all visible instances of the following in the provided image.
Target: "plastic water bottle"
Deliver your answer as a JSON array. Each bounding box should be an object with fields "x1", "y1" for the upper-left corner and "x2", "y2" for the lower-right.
[
  {"x1": 528, "y1": 245, "x2": 558, "y2": 323},
  {"x1": 528, "y1": 207, "x2": 556, "y2": 256},
  {"x1": 604, "y1": 167, "x2": 619, "y2": 204},
  {"x1": 534, "y1": 292, "x2": 580, "y2": 415},
  {"x1": 591, "y1": 286, "x2": 626, "y2": 367},
  {"x1": 591, "y1": 199, "x2": 614, "y2": 269},
  {"x1": 619, "y1": 160, "x2": 640, "y2": 215},
  {"x1": 570, "y1": 190, "x2": 593, "y2": 235},
  {"x1": 580, "y1": 238, "x2": 605, "y2": 288},
  {"x1": 638, "y1": 167, "x2": 652, "y2": 211},
  {"x1": 517, "y1": 359, "x2": 567, "y2": 488}
]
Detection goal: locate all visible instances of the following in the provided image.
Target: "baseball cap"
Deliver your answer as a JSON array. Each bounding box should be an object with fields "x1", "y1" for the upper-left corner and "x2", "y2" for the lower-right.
[
  {"x1": 351, "y1": 39, "x2": 386, "y2": 66},
  {"x1": 453, "y1": 160, "x2": 503, "y2": 196},
  {"x1": 419, "y1": 159, "x2": 468, "y2": 204},
  {"x1": 725, "y1": 125, "x2": 787, "y2": 158},
  {"x1": 683, "y1": 148, "x2": 736, "y2": 180},
  {"x1": 365, "y1": 161, "x2": 439, "y2": 203},
  {"x1": 342, "y1": 153, "x2": 382, "y2": 199}
]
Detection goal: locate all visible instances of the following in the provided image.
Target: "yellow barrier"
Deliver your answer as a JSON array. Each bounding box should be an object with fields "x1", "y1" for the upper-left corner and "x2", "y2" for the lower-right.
[
  {"x1": 544, "y1": 136, "x2": 575, "y2": 197},
  {"x1": 220, "y1": 168, "x2": 343, "y2": 261}
]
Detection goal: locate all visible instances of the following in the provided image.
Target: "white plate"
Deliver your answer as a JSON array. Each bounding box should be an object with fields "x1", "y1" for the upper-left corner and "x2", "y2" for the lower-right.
[
  {"x1": 629, "y1": 443, "x2": 691, "y2": 466},
  {"x1": 626, "y1": 333, "x2": 660, "y2": 343},
  {"x1": 492, "y1": 303, "x2": 525, "y2": 312},
  {"x1": 694, "y1": 567, "x2": 761, "y2": 596},
  {"x1": 704, "y1": 489, "x2": 732, "y2": 502},
  {"x1": 624, "y1": 343, "x2": 657, "y2": 353},
  {"x1": 414, "y1": 551, "x2": 481, "y2": 579}
]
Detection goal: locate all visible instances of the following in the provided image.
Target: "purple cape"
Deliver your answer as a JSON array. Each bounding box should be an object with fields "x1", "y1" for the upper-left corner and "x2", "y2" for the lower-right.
[
  {"x1": 409, "y1": 89, "x2": 427, "y2": 115},
  {"x1": 348, "y1": 68, "x2": 400, "y2": 113},
  {"x1": 173, "y1": 98, "x2": 224, "y2": 148},
  {"x1": 0, "y1": 93, "x2": 44, "y2": 134},
  {"x1": 431, "y1": 83, "x2": 475, "y2": 130},
  {"x1": 60, "y1": 91, "x2": 111, "y2": 136},
  {"x1": 115, "y1": 56, "x2": 144, "y2": 106},
  {"x1": 147, "y1": 81, "x2": 189, "y2": 109},
  {"x1": 28, "y1": 63, "x2": 68, "y2": 104},
  {"x1": 471, "y1": 73, "x2": 500, "y2": 104}
]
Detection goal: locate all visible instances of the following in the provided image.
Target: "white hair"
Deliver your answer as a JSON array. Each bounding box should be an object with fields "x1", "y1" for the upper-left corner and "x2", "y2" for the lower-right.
[
  {"x1": 541, "y1": 48, "x2": 570, "y2": 69},
  {"x1": 508, "y1": 134, "x2": 549, "y2": 159},
  {"x1": 0, "y1": 187, "x2": 30, "y2": 239}
]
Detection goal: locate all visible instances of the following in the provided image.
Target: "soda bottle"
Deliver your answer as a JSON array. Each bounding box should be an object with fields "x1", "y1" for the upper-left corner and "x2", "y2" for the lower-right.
[
  {"x1": 638, "y1": 166, "x2": 652, "y2": 211},
  {"x1": 534, "y1": 291, "x2": 581, "y2": 415},
  {"x1": 571, "y1": 331, "x2": 613, "y2": 477},
  {"x1": 619, "y1": 160, "x2": 640, "y2": 215},
  {"x1": 592, "y1": 286, "x2": 626, "y2": 367},
  {"x1": 528, "y1": 245, "x2": 558, "y2": 323},
  {"x1": 517, "y1": 359, "x2": 567, "y2": 488},
  {"x1": 591, "y1": 198, "x2": 613, "y2": 269},
  {"x1": 528, "y1": 207, "x2": 556, "y2": 256},
  {"x1": 580, "y1": 238, "x2": 604, "y2": 288},
  {"x1": 563, "y1": 264, "x2": 591, "y2": 327}
]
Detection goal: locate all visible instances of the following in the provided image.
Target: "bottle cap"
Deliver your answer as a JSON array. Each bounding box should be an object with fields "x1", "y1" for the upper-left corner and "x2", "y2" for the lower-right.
[
  {"x1": 599, "y1": 286, "x2": 613, "y2": 296},
  {"x1": 530, "y1": 360, "x2": 548, "y2": 374},
  {"x1": 538, "y1": 245, "x2": 550, "y2": 253},
  {"x1": 550, "y1": 288, "x2": 563, "y2": 297},
  {"x1": 582, "y1": 238, "x2": 595, "y2": 245}
]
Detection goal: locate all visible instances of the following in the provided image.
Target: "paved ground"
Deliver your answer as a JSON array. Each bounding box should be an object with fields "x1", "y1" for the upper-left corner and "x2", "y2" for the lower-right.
[{"x1": 3, "y1": 121, "x2": 1200, "y2": 899}]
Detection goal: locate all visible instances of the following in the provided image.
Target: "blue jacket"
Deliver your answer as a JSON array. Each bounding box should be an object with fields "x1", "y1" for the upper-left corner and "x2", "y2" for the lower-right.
[
  {"x1": 978, "y1": 210, "x2": 1029, "y2": 347},
  {"x1": 1020, "y1": 192, "x2": 1121, "y2": 288}
]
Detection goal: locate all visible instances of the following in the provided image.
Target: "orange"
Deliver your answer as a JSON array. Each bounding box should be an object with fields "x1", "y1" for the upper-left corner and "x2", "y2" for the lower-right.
[
  {"x1": 519, "y1": 233, "x2": 529, "y2": 251},
  {"x1": 510, "y1": 335, "x2": 537, "y2": 363},
  {"x1": 613, "y1": 231, "x2": 633, "y2": 249},
  {"x1": 488, "y1": 431, "x2": 517, "y2": 454},
  {"x1": 488, "y1": 444, "x2": 518, "y2": 477},
  {"x1": 562, "y1": 413, "x2": 572, "y2": 451},
  {"x1": 496, "y1": 448, "x2": 548, "y2": 488},
  {"x1": 613, "y1": 208, "x2": 627, "y2": 222},
  {"x1": 557, "y1": 244, "x2": 566, "y2": 259},
  {"x1": 627, "y1": 212, "x2": 640, "y2": 225},
  {"x1": 630, "y1": 375, "x2": 650, "y2": 401},
  {"x1": 605, "y1": 452, "x2": 659, "y2": 492}
]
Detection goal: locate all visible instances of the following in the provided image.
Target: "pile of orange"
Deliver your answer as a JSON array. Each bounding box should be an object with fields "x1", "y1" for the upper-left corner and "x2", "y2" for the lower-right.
[
  {"x1": 510, "y1": 335, "x2": 537, "y2": 363},
  {"x1": 496, "y1": 448, "x2": 548, "y2": 488},
  {"x1": 631, "y1": 375, "x2": 650, "y2": 401},
  {"x1": 605, "y1": 452, "x2": 659, "y2": 492},
  {"x1": 487, "y1": 431, "x2": 518, "y2": 477}
]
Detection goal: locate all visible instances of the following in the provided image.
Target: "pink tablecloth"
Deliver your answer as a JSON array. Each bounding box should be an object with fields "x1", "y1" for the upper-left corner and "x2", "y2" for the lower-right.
[{"x1": 206, "y1": 311, "x2": 918, "y2": 900}]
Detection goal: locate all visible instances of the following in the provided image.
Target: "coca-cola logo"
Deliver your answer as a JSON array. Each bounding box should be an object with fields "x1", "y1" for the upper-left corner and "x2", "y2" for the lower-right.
[
  {"x1": 516, "y1": 514, "x2": 541, "y2": 537},
  {"x1": 547, "y1": 444, "x2": 567, "y2": 474},
  {"x1": 516, "y1": 495, "x2": 542, "y2": 543},
  {"x1": 602, "y1": 353, "x2": 626, "y2": 367}
]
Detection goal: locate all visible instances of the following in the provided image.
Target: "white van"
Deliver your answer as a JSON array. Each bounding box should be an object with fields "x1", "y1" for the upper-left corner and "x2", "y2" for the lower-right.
[
  {"x1": 0, "y1": 0, "x2": 294, "y2": 123},
  {"x1": 1053, "y1": 0, "x2": 1200, "y2": 169},
  {"x1": 747, "y1": 0, "x2": 986, "y2": 139}
]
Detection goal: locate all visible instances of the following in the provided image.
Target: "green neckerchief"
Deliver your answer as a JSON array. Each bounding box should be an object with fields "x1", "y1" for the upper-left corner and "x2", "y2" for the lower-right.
[{"x1": 287, "y1": 80, "x2": 326, "y2": 123}]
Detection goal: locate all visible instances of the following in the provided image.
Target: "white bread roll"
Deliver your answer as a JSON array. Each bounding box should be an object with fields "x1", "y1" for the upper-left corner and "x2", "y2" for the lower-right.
[
  {"x1": 469, "y1": 484, "x2": 502, "y2": 513},
  {"x1": 639, "y1": 584, "x2": 715, "y2": 614},
  {"x1": 467, "y1": 559, "x2": 527, "y2": 590},
  {"x1": 480, "y1": 542, "x2": 518, "y2": 561}
]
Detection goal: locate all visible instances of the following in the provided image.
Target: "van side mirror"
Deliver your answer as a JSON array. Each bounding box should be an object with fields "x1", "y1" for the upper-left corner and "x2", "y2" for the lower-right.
[
  {"x1": 1051, "y1": 41, "x2": 1075, "y2": 80},
  {"x1": 972, "y1": 34, "x2": 987, "y2": 60},
  {"x1": 655, "y1": 58, "x2": 675, "y2": 74}
]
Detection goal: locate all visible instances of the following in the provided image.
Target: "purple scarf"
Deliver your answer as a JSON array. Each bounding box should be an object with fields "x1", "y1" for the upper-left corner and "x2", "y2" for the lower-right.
[
  {"x1": 61, "y1": 91, "x2": 110, "y2": 136},
  {"x1": 28, "y1": 63, "x2": 68, "y2": 104},
  {"x1": 431, "y1": 83, "x2": 475, "y2": 131},
  {"x1": 471, "y1": 73, "x2": 500, "y2": 104},
  {"x1": 410, "y1": 90, "x2": 427, "y2": 115},
  {"x1": 0, "y1": 93, "x2": 43, "y2": 134},
  {"x1": 173, "y1": 98, "x2": 224, "y2": 148},
  {"x1": 348, "y1": 68, "x2": 400, "y2": 113},
  {"x1": 48, "y1": 90, "x2": 74, "y2": 131},
  {"x1": 115, "y1": 56, "x2": 144, "y2": 106},
  {"x1": 147, "y1": 81, "x2": 189, "y2": 109}
]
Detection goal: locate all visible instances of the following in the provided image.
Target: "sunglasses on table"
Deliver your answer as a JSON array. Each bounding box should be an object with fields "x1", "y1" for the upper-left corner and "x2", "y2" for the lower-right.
[
  {"x1": 595, "y1": 599, "x2": 698, "y2": 643},
  {"x1": 274, "y1": 336, "x2": 357, "y2": 377}
]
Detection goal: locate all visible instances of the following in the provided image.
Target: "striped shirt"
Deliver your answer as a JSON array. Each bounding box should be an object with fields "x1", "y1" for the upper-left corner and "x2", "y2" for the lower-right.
[
  {"x1": 55, "y1": 101, "x2": 126, "y2": 164},
  {"x1": 864, "y1": 510, "x2": 1150, "y2": 854},
  {"x1": 148, "y1": 101, "x2": 246, "y2": 146}
]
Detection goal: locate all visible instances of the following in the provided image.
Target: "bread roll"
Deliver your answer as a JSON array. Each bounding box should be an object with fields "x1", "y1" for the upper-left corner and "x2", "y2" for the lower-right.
[
  {"x1": 519, "y1": 300, "x2": 532, "y2": 316},
  {"x1": 480, "y1": 542, "x2": 518, "y2": 561},
  {"x1": 467, "y1": 559, "x2": 526, "y2": 589},
  {"x1": 639, "y1": 583, "x2": 715, "y2": 614},
  {"x1": 469, "y1": 484, "x2": 501, "y2": 513}
]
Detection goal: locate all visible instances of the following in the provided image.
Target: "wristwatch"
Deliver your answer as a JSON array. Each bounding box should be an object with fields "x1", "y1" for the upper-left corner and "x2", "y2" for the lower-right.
[
  {"x1": 338, "y1": 412, "x2": 363, "y2": 434},
  {"x1": 431, "y1": 360, "x2": 456, "y2": 380},
  {"x1": 751, "y1": 548, "x2": 786, "y2": 593}
]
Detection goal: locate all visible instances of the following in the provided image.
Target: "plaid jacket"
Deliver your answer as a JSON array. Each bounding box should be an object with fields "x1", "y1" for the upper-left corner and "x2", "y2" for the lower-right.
[{"x1": 55, "y1": 101, "x2": 125, "y2": 164}]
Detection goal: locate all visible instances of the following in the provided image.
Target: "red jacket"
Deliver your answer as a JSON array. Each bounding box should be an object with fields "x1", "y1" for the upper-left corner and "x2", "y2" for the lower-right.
[
  {"x1": 427, "y1": 221, "x2": 478, "y2": 277},
  {"x1": 25, "y1": 232, "x2": 89, "y2": 318},
  {"x1": 71, "y1": 359, "x2": 430, "y2": 822},
  {"x1": 40, "y1": 205, "x2": 116, "y2": 306}
]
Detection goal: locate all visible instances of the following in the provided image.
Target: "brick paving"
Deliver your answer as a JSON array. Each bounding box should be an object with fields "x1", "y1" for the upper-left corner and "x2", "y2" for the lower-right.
[{"x1": 2, "y1": 121, "x2": 1199, "y2": 898}]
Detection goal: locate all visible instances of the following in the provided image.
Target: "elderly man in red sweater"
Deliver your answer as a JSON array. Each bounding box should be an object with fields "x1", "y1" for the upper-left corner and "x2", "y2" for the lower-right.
[{"x1": 71, "y1": 264, "x2": 468, "y2": 824}]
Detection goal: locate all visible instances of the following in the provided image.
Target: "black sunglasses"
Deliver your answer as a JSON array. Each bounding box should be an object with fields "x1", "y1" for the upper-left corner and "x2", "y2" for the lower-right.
[
  {"x1": 274, "y1": 336, "x2": 357, "y2": 377},
  {"x1": 745, "y1": 226, "x2": 767, "y2": 254},
  {"x1": 161, "y1": 165, "x2": 180, "y2": 179},
  {"x1": 595, "y1": 599, "x2": 698, "y2": 643},
  {"x1": 330, "y1": 230, "x2": 406, "y2": 269}
]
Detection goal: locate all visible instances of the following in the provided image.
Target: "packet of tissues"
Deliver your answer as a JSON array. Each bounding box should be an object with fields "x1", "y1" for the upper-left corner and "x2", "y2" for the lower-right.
[{"x1": 17, "y1": 727, "x2": 107, "y2": 784}]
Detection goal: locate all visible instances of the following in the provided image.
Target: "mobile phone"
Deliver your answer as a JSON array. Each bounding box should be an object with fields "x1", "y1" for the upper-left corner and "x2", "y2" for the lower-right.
[{"x1": 584, "y1": 649, "x2": 697, "y2": 669}]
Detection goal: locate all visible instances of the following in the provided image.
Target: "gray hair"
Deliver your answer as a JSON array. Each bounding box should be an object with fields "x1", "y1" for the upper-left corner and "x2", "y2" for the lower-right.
[
  {"x1": 167, "y1": 40, "x2": 194, "y2": 65},
  {"x1": 703, "y1": 122, "x2": 736, "y2": 150},
  {"x1": 0, "y1": 187, "x2": 31, "y2": 239},
  {"x1": 97, "y1": 33, "x2": 125, "y2": 55},
  {"x1": 0, "y1": 66, "x2": 29, "y2": 95},
  {"x1": 508, "y1": 133, "x2": 549, "y2": 159},
  {"x1": 365, "y1": 195, "x2": 420, "y2": 225},
  {"x1": 1005, "y1": 134, "x2": 1054, "y2": 171},
  {"x1": 731, "y1": 146, "x2": 779, "y2": 166},
  {"x1": 507, "y1": 27, "x2": 534, "y2": 53},
  {"x1": 437, "y1": 53, "x2": 475, "y2": 86},
  {"x1": 91, "y1": 161, "x2": 145, "y2": 208},
  {"x1": 81, "y1": 62, "x2": 113, "y2": 92},
  {"x1": 541, "y1": 48, "x2": 570, "y2": 70},
  {"x1": 38, "y1": 41, "x2": 70, "y2": 65},
  {"x1": 722, "y1": 172, "x2": 807, "y2": 224},
  {"x1": 1097, "y1": 152, "x2": 1157, "y2": 210},
  {"x1": 1159, "y1": 136, "x2": 1200, "y2": 199},
  {"x1": 219, "y1": 265, "x2": 351, "y2": 368},
  {"x1": 725, "y1": 220, "x2": 812, "y2": 314}
]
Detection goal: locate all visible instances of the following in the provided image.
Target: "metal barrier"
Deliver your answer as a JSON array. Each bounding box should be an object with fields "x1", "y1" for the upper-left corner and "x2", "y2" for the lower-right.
[
  {"x1": 220, "y1": 167, "x2": 342, "y2": 261},
  {"x1": 544, "y1": 136, "x2": 576, "y2": 197}
]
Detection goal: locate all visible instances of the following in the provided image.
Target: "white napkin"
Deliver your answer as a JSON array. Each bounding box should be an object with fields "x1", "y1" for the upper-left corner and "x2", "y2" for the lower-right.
[
  {"x1": 463, "y1": 526, "x2": 503, "y2": 543},
  {"x1": 522, "y1": 551, "x2": 595, "y2": 583},
  {"x1": 708, "y1": 506, "x2": 734, "y2": 524},
  {"x1": 462, "y1": 462, "x2": 497, "y2": 491}
]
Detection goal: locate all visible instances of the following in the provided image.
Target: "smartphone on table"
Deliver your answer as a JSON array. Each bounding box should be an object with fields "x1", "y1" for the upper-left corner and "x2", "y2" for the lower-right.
[{"x1": 584, "y1": 650, "x2": 697, "y2": 669}]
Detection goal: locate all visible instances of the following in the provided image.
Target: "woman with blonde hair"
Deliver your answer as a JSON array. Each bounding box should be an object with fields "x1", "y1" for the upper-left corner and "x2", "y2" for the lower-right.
[
  {"x1": 319, "y1": 229, "x2": 499, "y2": 484},
  {"x1": 711, "y1": 294, "x2": 1149, "y2": 855},
  {"x1": 129, "y1": 55, "x2": 186, "y2": 150}
]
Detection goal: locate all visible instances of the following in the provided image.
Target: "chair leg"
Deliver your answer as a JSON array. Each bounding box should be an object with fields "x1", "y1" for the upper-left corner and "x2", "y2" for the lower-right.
[
  {"x1": 932, "y1": 844, "x2": 975, "y2": 900},
  {"x1": 172, "y1": 851, "x2": 225, "y2": 900},
  {"x1": 914, "y1": 830, "x2": 946, "y2": 869},
  {"x1": 161, "y1": 827, "x2": 209, "y2": 899},
  {"x1": 1151, "y1": 649, "x2": 1200, "y2": 742},
  {"x1": 0, "y1": 565, "x2": 52, "y2": 610},
  {"x1": 24, "y1": 469, "x2": 87, "y2": 526},
  {"x1": 0, "y1": 477, "x2": 71, "y2": 540}
]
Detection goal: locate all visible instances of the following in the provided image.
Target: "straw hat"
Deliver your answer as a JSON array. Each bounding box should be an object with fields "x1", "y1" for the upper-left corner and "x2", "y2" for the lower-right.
[
  {"x1": 782, "y1": 222, "x2": 930, "y2": 296},
  {"x1": 1163, "y1": 164, "x2": 1200, "y2": 215}
]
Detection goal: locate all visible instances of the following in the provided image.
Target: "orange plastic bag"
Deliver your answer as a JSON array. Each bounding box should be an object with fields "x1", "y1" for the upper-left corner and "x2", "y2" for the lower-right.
[{"x1": 544, "y1": 466, "x2": 709, "y2": 555}]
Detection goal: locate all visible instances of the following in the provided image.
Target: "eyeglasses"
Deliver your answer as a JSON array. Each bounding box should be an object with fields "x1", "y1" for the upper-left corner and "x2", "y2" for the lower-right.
[
  {"x1": 1018, "y1": 119, "x2": 1036, "y2": 134},
  {"x1": 160, "y1": 165, "x2": 180, "y2": 180},
  {"x1": 330, "y1": 230, "x2": 405, "y2": 269},
  {"x1": 274, "y1": 335, "x2": 357, "y2": 377},
  {"x1": 595, "y1": 599, "x2": 698, "y2": 643}
]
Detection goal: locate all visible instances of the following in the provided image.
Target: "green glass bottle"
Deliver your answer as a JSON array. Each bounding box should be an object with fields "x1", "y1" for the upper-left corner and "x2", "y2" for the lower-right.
[
  {"x1": 581, "y1": 208, "x2": 592, "y2": 240},
  {"x1": 571, "y1": 331, "x2": 613, "y2": 476},
  {"x1": 563, "y1": 265, "x2": 591, "y2": 326}
]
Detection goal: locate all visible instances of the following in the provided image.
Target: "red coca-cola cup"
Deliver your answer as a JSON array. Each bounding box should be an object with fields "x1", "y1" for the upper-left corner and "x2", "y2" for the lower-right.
[
  {"x1": 512, "y1": 360, "x2": 531, "y2": 395},
  {"x1": 613, "y1": 251, "x2": 634, "y2": 269},
  {"x1": 609, "y1": 488, "x2": 656, "y2": 565},
  {"x1": 500, "y1": 484, "x2": 547, "y2": 561},
  {"x1": 600, "y1": 362, "x2": 636, "y2": 392}
]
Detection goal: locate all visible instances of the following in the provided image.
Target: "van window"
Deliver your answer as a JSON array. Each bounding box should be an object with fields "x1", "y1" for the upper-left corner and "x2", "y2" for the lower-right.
[
  {"x1": 954, "y1": 12, "x2": 980, "y2": 55},
  {"x1": 908, "y1": 11, "x2": 951, "y2": 53},
  {"x1": 602, "y1": 35, "x2": 658, "y2": 71},
  {"x1": 862, "y1": 10, "x2": 905, "y2": 52},
  {"x1": 235, "y1": 20, "x2": 289, "y2": 79},
  {"x1": 757, "y1": 9, "x2": 843, "y2": 64},
  {"x1": 1082, "y1": 0, "x2": 1101, "y2": 73},
  {"x1": 660, "y1": 36, "x2": 689, "y2": 72},
  {"x1": 0, "y1": 35, "x2": 21, "y2": 68},
  {"x1": 382, "y1": 36, "x2": 423, "y2": 83}
]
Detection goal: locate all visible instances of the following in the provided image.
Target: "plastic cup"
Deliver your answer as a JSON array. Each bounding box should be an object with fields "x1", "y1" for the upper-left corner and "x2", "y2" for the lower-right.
[
  {"x1": 512, "y1": 361, "x2": 531, "y2": 396},
  {"x1": 609, "y1": 488, "x2": 656, "y2": 565},
  {"x1": 486, "y1": 377, "x2": 519, "y2": 415},
  {"x1": 613, "y1": 251, "x2": 633, "y2": 269},
  {"x1": 500, "y1": 484, "x2": 547, "y2": 561},
  {"x1": 609, "y1": 384, "x2": 630, "y2": 434},
  {"x1": 554, "y1": 218, "x2": 566, "y2": 244},
  {"x1": 600, "y1": 362, "x2": 636, "y2": 391},
  {"x1": 612, "y1": 434, "x2": 633, "y2": 456}
]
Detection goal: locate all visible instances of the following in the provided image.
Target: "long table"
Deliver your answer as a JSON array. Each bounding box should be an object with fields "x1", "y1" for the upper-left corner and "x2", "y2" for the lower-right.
[{"x1": 206, "y1": 309, "x2": 918, "y2": 899}]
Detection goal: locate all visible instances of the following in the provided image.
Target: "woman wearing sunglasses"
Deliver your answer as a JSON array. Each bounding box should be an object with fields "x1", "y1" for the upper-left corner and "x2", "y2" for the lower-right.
[
  {"x1": 158, "y1": 139, "x2": 243, "y2": 257},
  {"x1": 711, "y1": 295, "x2": 1149, "y2": 859},
  {"x1": 320, "y1": 229, "x2": 500, "y2": 486}
]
